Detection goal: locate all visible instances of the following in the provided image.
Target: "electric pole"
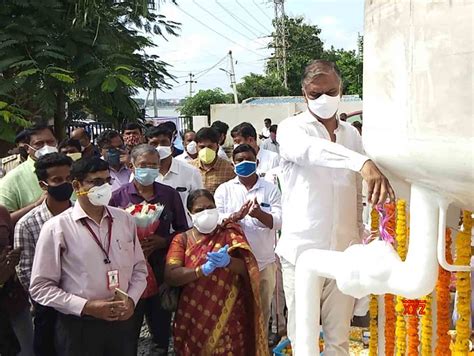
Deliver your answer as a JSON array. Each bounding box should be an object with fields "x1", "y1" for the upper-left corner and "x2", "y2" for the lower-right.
[
  {"x1": 152, "y1": 88, "x2": 158, "y2": 117},
  {"x1": 186, "y1": 73, "x2": 197, "y2": 97},
  {"x1": 228, "y1": 50, "x2": 239, "y2": 104},
  {"x1": 273, "y1": 0, "x2": 288, "y2": 89}
]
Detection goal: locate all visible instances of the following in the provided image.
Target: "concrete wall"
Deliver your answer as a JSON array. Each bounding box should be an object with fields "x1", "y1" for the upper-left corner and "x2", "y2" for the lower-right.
[{"x1": 210, "y1": 98, "x2": 363, "y2": 134}]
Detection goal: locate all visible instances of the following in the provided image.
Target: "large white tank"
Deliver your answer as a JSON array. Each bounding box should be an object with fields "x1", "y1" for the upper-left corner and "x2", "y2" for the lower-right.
[{"x1": 363, "y1": 0, "x2": 474, "y2": 209}]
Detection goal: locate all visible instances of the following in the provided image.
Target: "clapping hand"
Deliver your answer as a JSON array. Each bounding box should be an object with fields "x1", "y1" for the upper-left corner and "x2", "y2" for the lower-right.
[
  {"x1": 207, "y1": 245, "x2": 230, "y2": 268},
  {"x1": 248, "y1": 198, "x2": 262, "y2": 219},
  {"x1": 227, "y1": 201, "x2": 252, "y2": 222}
]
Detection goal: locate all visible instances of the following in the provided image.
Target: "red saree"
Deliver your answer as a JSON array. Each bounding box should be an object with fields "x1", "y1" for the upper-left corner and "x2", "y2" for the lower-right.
[{"x1": 166, "y1": 222, "x2": 269, "y2": 356}]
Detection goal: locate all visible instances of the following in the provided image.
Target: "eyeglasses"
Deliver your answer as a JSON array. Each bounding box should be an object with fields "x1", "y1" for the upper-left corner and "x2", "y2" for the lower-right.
[{"x1": 83, "y1": 177, "x2": 114, "y2": 187}]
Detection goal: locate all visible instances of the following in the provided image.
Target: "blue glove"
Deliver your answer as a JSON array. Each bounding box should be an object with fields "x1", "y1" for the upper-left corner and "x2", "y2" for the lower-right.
[
  {"x1": 201, "y1": 260, "x2": 217, "y2": 276},
  {"x1": 206, "y1": 245, "x2": 230, "y2": 268}
]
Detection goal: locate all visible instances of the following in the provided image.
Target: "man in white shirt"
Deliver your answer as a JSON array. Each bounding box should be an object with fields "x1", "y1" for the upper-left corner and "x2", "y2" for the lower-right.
[
  {"x1": 261, "y1": 124, "x2": 280, "y2": 155},
  {"x1": 211, "y1": 120, "x2": 231, "y2": 162},
  {"x1": 231, "y1": 122, "x2": 279, "y2": 177},
  {"x1": 214, "y1": 144, "x2": 282, "y2": 336},
  {"x1": 175, "y1": 130, "x2": 197, "y2": 162},
  {"x1": 259, "y1": 118, "x2": 272, "y2": 140},
  {"x1": 146, "y1": 127, "x2": 203, "y2": 223},
  {"x1": 276, "y1": 60, "x2": 395, "y2": 355}
]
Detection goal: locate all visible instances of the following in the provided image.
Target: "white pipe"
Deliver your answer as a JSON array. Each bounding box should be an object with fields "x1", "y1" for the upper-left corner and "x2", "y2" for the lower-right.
[
  {"x1": 294, "y1": 184, "x2": 441, "y2": 356},
  {"x1": 437, "y1": 200, "x2": 472, "y2": 272}
]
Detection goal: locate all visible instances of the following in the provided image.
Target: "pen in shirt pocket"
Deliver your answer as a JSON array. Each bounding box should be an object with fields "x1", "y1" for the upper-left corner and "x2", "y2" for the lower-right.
[
  {"x1": 260, "y1": 203, "x2": 270, "y2": 208},
  {"x1": 116, "y1": 239, "x2": 122, "y2": 250}
]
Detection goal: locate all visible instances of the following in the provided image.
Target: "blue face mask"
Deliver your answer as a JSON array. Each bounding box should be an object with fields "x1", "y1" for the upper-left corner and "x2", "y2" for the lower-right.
[
  {"x1": 106, "y1": 148, "x2": 121, "y2": 167},
  {"x1": 134, "y1": 167, "x2": 159, "y2": 186},
  {"x1": 234, "y1": 160, "x2": 257, "y2": 177}
]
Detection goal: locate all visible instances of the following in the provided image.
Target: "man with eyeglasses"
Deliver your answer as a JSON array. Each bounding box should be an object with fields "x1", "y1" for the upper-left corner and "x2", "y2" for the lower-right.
[
  {"x1": 96, "y1": 130, "x2": 131, "y2": 192},
  {"x1": 109, "y1": 144, "x2": 189, "y2": 356},
  {"x1": 15, "y1": 152, "x2": 74, "y2": 356},
  {"x1": 0, "y1": 124, "x2": 58, "y2": 224},
  {"x1": 29, "y1": 156, "x2": 147, "y2": 356}
]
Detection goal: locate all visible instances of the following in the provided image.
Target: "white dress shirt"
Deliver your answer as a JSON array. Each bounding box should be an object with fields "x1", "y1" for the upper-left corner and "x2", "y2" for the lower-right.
[
  {"x1": 261, "y1": 127, "x2": 270, "y2": 139},
  {"x1": 156, "y1": 158, "x2": 203, "y2": 224},
  {"x1": 175, "y1": 151, "x2": 192, "y2": 162},
  {"x1": 218, "y1": 146, "x2": 230, "y2": 161},
  {"x1": 256, "y1": 148, "x2": 280, "y2": 177},
  {"x1": 275, "y1": 110, "x2": 368, "y2": 265},
  {"x1": 261, "y1": 138, "x2": 280, "y2": 155},
  {"x1": 214, "y1": 177, "x2": 282, "y2": 271}
]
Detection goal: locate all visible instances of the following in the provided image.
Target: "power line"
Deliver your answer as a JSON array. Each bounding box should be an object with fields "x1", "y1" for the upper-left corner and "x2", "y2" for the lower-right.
[
  {"x1": 252, "y1": 0, "x2": 273, "y2": 22},
  {"x1": 192, "y1": 0, "x2": 256, "y2": 42},
  {"x1": 235, "y1": 0, "x2": 272, "y2": 34},
  {"x1": 175, "y1": 5, "x2": 267, "y2": 58},
  {"x1": 214, "y1": 0, "x2": 266, "y2": 38}
]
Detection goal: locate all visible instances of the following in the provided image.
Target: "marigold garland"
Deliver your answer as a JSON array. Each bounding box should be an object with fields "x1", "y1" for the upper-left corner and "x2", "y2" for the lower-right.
[
  {"x1": 369, "y1": 208, "x2": 379, "y2": 356},
  {"x1": 407, "y1": 306, "x2": 420, "y2": 356},
  {"x1": 453, "y1": 210, "x2": 472, "y2": 354},
  {"x1": 435, "y1": 228, "x2": 452, "y2": 356},
  {"x1": 369, "y1": 294, "x2": 378, "y2": 356},
  {"x1": 384, "y1": 203, "x2": 396, "y2": 356},
  {"x1": 420, "y1": 294, "x2": 432, "y2": 356},
  {"x1": 395, "y1": 200, "x2": 407, "y2": 356}
]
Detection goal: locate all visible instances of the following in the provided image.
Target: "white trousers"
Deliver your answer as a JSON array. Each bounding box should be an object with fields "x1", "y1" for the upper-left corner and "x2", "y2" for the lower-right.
[{"x1": 281, "y1": 258, "x2": 355, "y2": 356}]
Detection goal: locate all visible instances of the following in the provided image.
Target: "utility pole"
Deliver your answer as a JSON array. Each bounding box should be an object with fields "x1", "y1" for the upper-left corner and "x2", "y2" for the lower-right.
[
  {"x1": 152, "y1": 88, "x2": 158, "y2": 117},
  {"x1": 273, "y1": 0, "x2": 288, "y2": 89},
  {"x1": 186, "y1": 73, "x2": 197, "y2": 97},
  {"x1": 228, "y1": 50, "x2": 239, "y2": 104}
]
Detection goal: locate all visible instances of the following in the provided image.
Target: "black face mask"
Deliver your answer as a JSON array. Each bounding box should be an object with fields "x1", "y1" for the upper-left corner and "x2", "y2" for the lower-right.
[
  {"x1": 47, "y1": 182, "x2": 74, "y2": 202},
  {"x1": 107, "y1": 148, "x2": 121, "y2": 167},
  {"x1": 18, "y1": 146, "x2": 28, "y2": 161}
]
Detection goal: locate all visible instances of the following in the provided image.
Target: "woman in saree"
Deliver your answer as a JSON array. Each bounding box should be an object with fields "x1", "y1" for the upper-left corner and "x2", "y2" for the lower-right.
[{"x1": 165, "y1": 189, "x2": 269, "y2": 356}]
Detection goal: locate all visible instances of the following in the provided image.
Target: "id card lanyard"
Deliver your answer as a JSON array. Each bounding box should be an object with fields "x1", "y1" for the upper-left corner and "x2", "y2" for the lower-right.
[{"x1": 81, "y1": 209, "x2": 113, "y2": 264}]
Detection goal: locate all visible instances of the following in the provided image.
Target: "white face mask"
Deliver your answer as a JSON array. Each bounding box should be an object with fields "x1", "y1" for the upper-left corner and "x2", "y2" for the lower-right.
[
  {"x1": 33, "y1": 145, "x2": 58, "y2": 159},
  {"x1": 87, "y1": 183, "x2": 112, "y2": 206},
  {"x1": 307, "y1": 94, "x2": 341, "y2": 119},
  {"x1": 186, "y1": 141, "x2": 197, "y2": 155},
  {"x1": 190, "y1": 208, "x2": 219, "y2": 234},
  {"x1": 156, "y1": 145, "x2": 172, "y2": 160}
]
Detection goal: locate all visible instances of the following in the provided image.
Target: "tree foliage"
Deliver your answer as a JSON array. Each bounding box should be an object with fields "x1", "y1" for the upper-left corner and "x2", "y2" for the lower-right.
[
  {"x1": 236, "y1": 73, "x2": 288, "y2": 102},
  {"x1": 0, "y1": 0, "x2": 179, "y2": 141},
  {"x1": 179, "y1": 89, "x2": 232, "y2": 118},
  {"x1": 265, "y1": 16, "x2": 363, "y2": 97}
]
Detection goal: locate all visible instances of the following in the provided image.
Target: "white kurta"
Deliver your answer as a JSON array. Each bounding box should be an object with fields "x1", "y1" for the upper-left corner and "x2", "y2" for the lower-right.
[{"x1": 275, "y1": 110, "x2": 368, "y2": 265}]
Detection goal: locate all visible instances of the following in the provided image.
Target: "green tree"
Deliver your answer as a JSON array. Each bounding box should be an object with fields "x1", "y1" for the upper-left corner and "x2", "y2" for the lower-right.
[
  {"x1": 0, "y1": 0, "x2": 179, "y2": 141},
  {"x1": 267, "y1": 16, "x2": 325, "y2": 96},
  {"x1": 179, "y1": 89, "x2": 231, "y2": 118},
  {"x1": 266, "y1": 16, "x2": 363, "y2": 97},
  {"x1": 236, "y1": 73, "x2": 288, "y2": 101}
]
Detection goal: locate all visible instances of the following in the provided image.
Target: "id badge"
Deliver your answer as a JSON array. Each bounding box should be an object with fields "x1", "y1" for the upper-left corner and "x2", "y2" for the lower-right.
[{"x1": 107, "y1": 270, "x2": 120, "y2": 290}]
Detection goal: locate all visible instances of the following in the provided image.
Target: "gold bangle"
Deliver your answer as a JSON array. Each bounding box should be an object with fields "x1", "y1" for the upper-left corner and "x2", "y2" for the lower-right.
[{"x1": 195, "y1": 266, "x2": 203, "y2": 278}]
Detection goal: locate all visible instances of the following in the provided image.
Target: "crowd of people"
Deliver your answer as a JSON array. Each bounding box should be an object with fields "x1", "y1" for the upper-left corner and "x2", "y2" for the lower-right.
[{"x1": 0, "y1": 60, "x2": 394, "y2": 356}]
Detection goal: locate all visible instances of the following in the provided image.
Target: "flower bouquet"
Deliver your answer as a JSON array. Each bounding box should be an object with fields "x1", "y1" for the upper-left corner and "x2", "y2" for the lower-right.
[{"x1": 125, "y1": 203, "x2": 165, "y2": 298}]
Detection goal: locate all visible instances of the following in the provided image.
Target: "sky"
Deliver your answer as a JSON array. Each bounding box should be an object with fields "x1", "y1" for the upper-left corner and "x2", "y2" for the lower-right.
[{"x1": 143, "y1": 0, "x2": 364, "y2": 100}]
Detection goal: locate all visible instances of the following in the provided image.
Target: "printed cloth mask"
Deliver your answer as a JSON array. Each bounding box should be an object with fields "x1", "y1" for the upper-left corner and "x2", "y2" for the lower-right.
[
  {"x1": 34, "y1": 145, "x2": 58, "y2": 159},
  {"x1": 234, "y1": 160, "x2": 257, "y2": 177},
  {"x1": 87, "y1": 183, "x2": 112, "y2": 206},
  {"x1": 124, "y1": 135, "x2": 141, "y2": 147},
  {"x1": 198, "y1": 147, "x2": 216, "y2": 165},
  {"x1": 134, "y1": 167, "x2": 159, "y2": 186},
  {"x1": 190, "y1": 208, "x2": 219, "y2": 234},
  {"x1": 307, "y1": 93, "x2": 341, "y2": 119},
  {"x1": 156, "y1": 146, "x2": 172, "y2": 160},
  {"x1": 45, "y1": 182, "x2": 74, "y2": 202}
]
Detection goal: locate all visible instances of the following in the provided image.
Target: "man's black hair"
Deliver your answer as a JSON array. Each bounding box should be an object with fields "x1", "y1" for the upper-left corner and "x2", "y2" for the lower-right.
[
  {"x1": 15, "y1": 130, "x2": 30, "y2": 144},
  {"x1": 195, "y1": 127, "x2": 219, "y2": 144},
  {"x1": 232, "y1": 143, "x2": 257, "y2": 158},
  {"x1": 264, "y1": 118, "x2": 272, "y2": 123},
  {"x1": 269, "y1": 124, "x2": 278, "y2": 134},
  {"x1": 210, "y1": 121, "x2": 229, "y2": 136},
  {"x1": 146, "y1": 126, "x2": 173, "y2": 141},
  {"x1": 123, "y1": 122, "x2": 142, "y2": 133},
  {"x1": 230, "y1": 122, "x2": 257, "y2": 140},
  {"x1": 35, "y1": 153, "x2": 73, "y2": 181},
  {"x1": 71, "y1": 156, "x2": 109, "y2": 182},
  {"x1": 58, "y1": 138, "x2": 81, "y2": 152},
  {"x1": 161, "y1": 121, "x2": 177, "y2": 133},
  {"x1": 25, "y1": 125, "x2": 55, "y2": 144},
  {"x1": 96, "y1": 130, "x2": 122, "y2": 149}
]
